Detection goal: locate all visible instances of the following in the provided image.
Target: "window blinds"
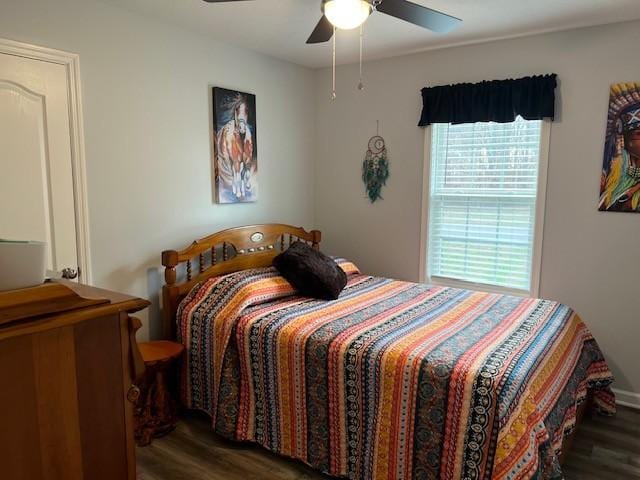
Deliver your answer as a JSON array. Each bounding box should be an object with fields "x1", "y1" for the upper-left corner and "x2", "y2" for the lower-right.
[{"x1": 427, "y1": 117, "x2": 543, "y2": 292}]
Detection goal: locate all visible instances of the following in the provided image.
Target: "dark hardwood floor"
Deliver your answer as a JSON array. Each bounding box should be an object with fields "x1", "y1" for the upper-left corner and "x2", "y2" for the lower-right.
[
  {"x1": 562, "y1": 406, "x2": 640, "y2": 480},
  {"x1": 137, "y1": 406, "x2": 640, "y2": 480}
]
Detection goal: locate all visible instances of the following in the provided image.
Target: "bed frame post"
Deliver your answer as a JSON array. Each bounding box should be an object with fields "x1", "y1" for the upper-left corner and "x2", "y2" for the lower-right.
[
  {"x1": 311, "y1": 230, "x2": 321, "y2": 250},
  {"x1": 161, "y1": 250, "x2": 179, "y2": 340}
]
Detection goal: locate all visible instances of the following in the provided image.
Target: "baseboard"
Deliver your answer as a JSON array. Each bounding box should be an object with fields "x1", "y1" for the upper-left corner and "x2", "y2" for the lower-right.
[{"x1": 612, "y1": 388, "x2": 640, "y2": 409}]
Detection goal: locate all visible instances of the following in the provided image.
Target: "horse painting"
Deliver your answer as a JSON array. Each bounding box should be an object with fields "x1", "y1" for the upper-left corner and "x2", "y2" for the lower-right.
[{"x1": 212, "y1": 87, "x2": 258, "y2": 203}]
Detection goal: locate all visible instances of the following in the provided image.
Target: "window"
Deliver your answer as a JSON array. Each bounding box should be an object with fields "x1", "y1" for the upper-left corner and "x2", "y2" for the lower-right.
[{"x1": 424, "y1": 117, "x2": 549, "y2": 295}]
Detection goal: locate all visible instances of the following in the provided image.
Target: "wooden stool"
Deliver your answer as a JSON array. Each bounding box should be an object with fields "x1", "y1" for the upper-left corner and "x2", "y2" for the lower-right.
[{"x1": 134, "y1": 340, "x2": 184, "y2": 447}]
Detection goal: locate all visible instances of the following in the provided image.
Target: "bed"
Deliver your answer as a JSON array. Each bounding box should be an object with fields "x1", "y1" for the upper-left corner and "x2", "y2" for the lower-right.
[{"x1": 161, "y1": 224, "x2": 615, "y2": 480}]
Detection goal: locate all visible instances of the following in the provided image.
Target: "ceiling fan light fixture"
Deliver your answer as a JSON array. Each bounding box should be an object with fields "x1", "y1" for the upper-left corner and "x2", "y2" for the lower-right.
[{"x1": 324, "y1": 0, "x2": 371, "y2": 30}]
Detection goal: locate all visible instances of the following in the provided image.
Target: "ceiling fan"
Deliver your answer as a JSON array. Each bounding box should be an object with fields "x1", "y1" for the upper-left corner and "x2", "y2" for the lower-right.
[{"x1": 202, "y1": 0, "x2": 462, "y2": 43}]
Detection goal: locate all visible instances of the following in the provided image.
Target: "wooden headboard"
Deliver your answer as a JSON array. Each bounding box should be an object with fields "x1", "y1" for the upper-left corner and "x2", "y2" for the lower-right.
[{"x1": 161, "y1": 223, "x2": 321, "y2": 339}]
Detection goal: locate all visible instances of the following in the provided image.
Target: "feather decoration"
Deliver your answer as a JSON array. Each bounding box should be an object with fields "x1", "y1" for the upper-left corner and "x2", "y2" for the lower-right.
[{"x1": 362, "y1": 134, "x2": 389, "y2": 203}]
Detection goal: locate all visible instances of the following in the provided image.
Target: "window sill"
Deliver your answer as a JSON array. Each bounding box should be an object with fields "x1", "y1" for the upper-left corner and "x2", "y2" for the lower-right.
[{"x1": 426, "y1": 275, "x2": 534, "y2": 298}]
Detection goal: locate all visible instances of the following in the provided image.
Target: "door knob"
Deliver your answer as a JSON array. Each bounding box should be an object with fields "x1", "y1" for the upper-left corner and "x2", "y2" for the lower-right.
[{"x1": 61, "y1": 267, "x2": 79, "y2": 279}]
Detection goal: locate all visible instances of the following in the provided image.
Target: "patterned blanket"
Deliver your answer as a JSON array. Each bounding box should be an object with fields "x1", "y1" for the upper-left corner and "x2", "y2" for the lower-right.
[{"x1": 177, "y1": 261, "x2": 615, "y2": 480}]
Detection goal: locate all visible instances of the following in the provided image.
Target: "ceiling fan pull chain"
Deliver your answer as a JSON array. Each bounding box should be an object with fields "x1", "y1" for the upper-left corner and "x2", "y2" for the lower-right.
[
  {"x1": 358, "y1": 22, "x2": 365, "y2": 91},
  {"x1": 331, "y1": 26, "x2": 337, "y2": 100}
]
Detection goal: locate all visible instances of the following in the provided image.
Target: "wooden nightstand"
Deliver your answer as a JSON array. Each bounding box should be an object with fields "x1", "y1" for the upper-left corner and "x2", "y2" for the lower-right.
[{"x1": 134, "y1": 340, "x2": 184, "y2": 446}]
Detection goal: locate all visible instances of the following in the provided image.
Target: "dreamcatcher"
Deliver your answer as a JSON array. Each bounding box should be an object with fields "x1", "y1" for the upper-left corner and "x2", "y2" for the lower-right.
[{"x1": 362, "y1": 122, "x2": 389, "y2": 203}]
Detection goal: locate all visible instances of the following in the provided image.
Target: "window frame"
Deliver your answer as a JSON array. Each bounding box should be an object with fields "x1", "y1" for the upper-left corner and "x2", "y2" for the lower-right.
[{"x1": 419, "y1": 119, "x2": 551, "y2": 297}]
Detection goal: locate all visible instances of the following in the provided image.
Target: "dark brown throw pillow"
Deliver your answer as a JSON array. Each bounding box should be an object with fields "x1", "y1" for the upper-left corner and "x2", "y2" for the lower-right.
[{"x1": 273, "y1": 241, "x2": 347, "y2": 300}]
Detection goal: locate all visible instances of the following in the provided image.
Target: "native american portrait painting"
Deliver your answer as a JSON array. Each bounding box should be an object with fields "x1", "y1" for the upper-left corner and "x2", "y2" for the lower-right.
[
  {"x1": 599, "y1": 82, "x2": 640, "y2": 212},
  {"x1": 212, "y1": 87, "x2": 257, "y2": 203}
]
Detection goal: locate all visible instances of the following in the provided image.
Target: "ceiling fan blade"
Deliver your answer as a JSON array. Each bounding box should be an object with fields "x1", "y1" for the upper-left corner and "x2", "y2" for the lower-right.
[
  {"x1": 376, "y1": 0, "x2": 461, "y2": 34},
  {"x1": 306, "y1": 15, "x2": 334, "y2": 44}
]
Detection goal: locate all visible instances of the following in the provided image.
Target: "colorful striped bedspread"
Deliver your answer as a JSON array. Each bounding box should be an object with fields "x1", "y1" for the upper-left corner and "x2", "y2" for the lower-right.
[{"x1": 177, "y1": 260, "x2": 615, "y2": 480}]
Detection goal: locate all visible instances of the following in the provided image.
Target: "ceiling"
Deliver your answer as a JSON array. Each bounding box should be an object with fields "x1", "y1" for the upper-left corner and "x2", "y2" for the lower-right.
[{"x1": 104, "y1": 0, "x2": 640, "y2": 68}]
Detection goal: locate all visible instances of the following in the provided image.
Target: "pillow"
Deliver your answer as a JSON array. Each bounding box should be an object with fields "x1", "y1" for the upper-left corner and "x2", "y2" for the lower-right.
[{"x1": 273, "y1": 241, "x2": 347, "y2": 300}]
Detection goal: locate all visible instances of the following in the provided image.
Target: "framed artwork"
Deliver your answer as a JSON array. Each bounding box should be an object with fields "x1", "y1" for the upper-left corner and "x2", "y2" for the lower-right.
[
  {"x1": 599, "y1": 82, "x2": 640, "y2": 212},
  {"x1": 212, "y1": 87, "x2": 258, "y2": 203}
]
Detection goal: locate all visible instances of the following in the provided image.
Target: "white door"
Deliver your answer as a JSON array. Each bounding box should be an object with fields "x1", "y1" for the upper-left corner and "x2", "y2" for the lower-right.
[{"x1": 0, "y1": 51, "x2": 81, "y2": 280}]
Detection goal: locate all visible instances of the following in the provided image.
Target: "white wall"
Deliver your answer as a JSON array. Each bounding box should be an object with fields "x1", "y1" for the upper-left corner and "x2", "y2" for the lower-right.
[
  {"x1": 315, "y1": 21, "x2": 640, "y2": 399},
  {"x1": 2, "y1": 0, "x2": 637, "y2": 402},
  {"x1": 0, "y1": 0, "x2": 316, "y2": 340}
]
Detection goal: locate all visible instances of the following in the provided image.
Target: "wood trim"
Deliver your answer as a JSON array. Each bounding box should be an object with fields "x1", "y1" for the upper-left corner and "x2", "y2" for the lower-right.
[
  {"x1": 120, "y1": 313, "x2": 138, "y2": 480},
  {"x1": 74, "y1": 313, "x2": 130, "y2": 479},
  {"x1": 161, "y1": 224, "x2": 321, "y2": 339},
  {"x1": 0, "y1": 335, "x2": 43, "y2": 478},
  {"x1": 127, "y1": 316, "x2": 146, "y2": 383},
  {"x1": 0, "y1": 282, "x2": 149, "y2": 342},
  {"x1": 0, "y1": 283, "x2": 108, "y2": 326},
  {"x1": 33, "y1": 326, "x2": 84, "y2": 478},
  {"x1": 0, "y1": 37, "x2": 92, "y2": 284},
  {"x1": 0, "y1": 283, "x2": 147, "y2": 479}
]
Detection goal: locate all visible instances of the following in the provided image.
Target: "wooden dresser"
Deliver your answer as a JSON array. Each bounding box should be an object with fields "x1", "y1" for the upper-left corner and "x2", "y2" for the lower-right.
[{"x1": 0, "y1": 281, "x2": 149, "y2": 480}]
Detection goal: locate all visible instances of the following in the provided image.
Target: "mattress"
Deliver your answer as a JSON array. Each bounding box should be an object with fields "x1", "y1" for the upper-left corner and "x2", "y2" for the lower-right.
[{"x1": 177, "y1": 260, "x2": 614, "y2": 480}]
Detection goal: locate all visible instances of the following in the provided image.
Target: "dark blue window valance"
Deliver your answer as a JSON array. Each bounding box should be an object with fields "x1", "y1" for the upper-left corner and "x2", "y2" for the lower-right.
[{"x1": 418, "y1": 74, "x2": 557, "y2": 127}]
